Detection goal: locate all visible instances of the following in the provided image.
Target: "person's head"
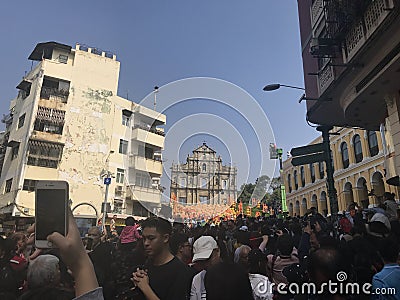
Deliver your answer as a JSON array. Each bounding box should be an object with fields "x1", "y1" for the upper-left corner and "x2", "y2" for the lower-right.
[
  {"x1": 205, "y1": 262, "x2": 253, "y2": 300},
  {"x1": 125, "y1": 216, "x2": 136, "y2": 226},
  {"x1": 87, "y1": 226, "x2": 102, "y2": 248},
  {"x1": 378, "y1": 238, "x2": 399, "y2": 263},
  {"x1": 192, "y1": 235, "x2": 220, "y2": 267},
  {"x1": 113, "y1": 214, "x2": 117, "y2": 220},
  {"x1": 384, "y1": 192, "x2": 395, "y2": 201},
  {"x1": 169, "y1": 232, "x2": 192, "y2": 263},
  {"x1": 27, "y1": 255, "x2": 60, "y2": 289},
  {"x1": 308, "y1": 247, "x2": 347, "y2": 287},
  {"x1": 233, "y1": 245, "x2": 251, "y2": 270},
  {"x1": 348, "y1": 204, "x2": 356, "y2": 217},
  {"x1": 141, "y1": 217, "x2": 172, "y2": 258},
  {"x1": 10, "y1": 232, "x2": 27, "y2": 254},
  {"x1": 277, "y1": 234, "x2": 294, "y2": 256},
  {"x1": 248, "y1": 248, "x2": 266, "y2": 275}
]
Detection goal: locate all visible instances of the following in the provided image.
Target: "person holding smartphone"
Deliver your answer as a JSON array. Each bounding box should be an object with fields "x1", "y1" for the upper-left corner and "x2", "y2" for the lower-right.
[{"x1": 28, "y1": 208, "x2": 103, "y2": 300}]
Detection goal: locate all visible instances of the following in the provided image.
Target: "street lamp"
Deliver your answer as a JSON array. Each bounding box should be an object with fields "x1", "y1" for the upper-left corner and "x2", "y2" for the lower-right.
[
  {"x1": 263, "y1": 83, "x2": 330, "y2": 103},
  {"x1": 263, "y1": 84, "x2": 338, "y2": 218},
  {"x1": 101, "y1": 150, "x2": 115, "y2": 234}
]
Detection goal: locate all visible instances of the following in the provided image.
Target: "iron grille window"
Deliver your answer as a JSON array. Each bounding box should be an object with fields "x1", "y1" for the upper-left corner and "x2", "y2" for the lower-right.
[
  {"x1": 135, "y1": 171, "x2": 151, "y2": 188},
  {"x1": 5, "y1": 178, "x2": 12, "y2": 193},
  {"x1": 58, "y1": 54, "x2": 68, "y2": 64},
  {"x1": 122, "y1": 114, "x2": 130, "y2": 126},
  {"x1": 27, "y1": 140, "x2": 63, "y2": 169},
  {"x1": 34, "y1": 106, "x2": 65, "y2": 134},
  {"x1": 23, "y1": 179, "x2": 37, "y2": 191}
]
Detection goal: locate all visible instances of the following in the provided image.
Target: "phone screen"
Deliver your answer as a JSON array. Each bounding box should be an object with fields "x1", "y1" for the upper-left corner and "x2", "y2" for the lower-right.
[{"x1": 36, "y1": 189, "x2": 67, "y2": 240}]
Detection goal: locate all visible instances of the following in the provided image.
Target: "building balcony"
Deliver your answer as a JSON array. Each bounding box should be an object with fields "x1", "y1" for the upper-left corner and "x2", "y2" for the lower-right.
[
  {"x1": 40, "y1": 86, "x2": 69, "y2": 103},
  {"x1": 129, "y1": 155, "x2": 163, "y2": 175},
  {"x1": 343, "y1": 0, "x2": 395, "y2": 63},
  {"x1": 132, "y1": 126, "x2": 164, "y2": 149},
  {"x1": 126, "y1": 185, "x2": 161, "y2": 204},
  {"x1": 31, "y1": 130, "x2": 64, "y2": 144},
  {"x1": 318, "y1": 63, "x2": 335, "y2": 94},
  {"x1": 311, "y1": 0, "x2": 324, "y2": 29}
]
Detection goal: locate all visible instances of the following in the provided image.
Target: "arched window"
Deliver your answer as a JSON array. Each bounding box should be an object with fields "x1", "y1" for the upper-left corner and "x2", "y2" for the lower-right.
[
  {"x1": 300, "y1": 166, "x2": 305, "y2": 187},
  {"x1": 310, "y1": 163, "x2": 315, "y2": 183},
  {"x1": 367, "y1": 131, "x2": 379, "y2": 157},
  {"x1": 287, "y1": 174, "x2": 292, "y2": 193},
  {"x1": 341, "y1": 142, "x2": 349, "y2": 169},
  {"x1": 319, "y1": 162, "x2": 324, "y2": 179},
  {"x1": 294, "y1": 170, "x2": 298, "y2": 190},
  {"x1": 353, "y1": 134, "x2": 363, "y2": 163},
  {"x1": 202, "y1": 163, "x2": 206, "y2": 172}
]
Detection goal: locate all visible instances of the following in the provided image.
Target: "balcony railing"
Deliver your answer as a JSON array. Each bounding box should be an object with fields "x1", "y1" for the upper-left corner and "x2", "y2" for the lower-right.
[
  {"x1": 342, "y1": 0, "x2": 395, "y2": 63},
  {"x1": 133, "y1": 124, "x2": 165, "y2": 136},
  {"x1": 318, "y1": 63, "x2": 335, "y2": 94},
  {"x1": 311, "y1": 0, "x2": 324, "y2": 28},
  {"x1": 40, "y1": 86, "x2": 69, "y2": 103}
]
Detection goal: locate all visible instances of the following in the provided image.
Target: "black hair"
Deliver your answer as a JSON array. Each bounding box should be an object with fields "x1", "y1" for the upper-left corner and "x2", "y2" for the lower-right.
[
  {"x1": 277, "y1": 234, "x2": 294, "y2": 256},
  {"x1": 125, "y1": 216, "x2": 136, "y2": 226},
  {"x1": 378, "y1": 237, "x2": 399, "y2": 263},
  {"x1": 141, "y1": 217, "x2": 172, "y2": 235},
  {"x1": 169, "y1": 232, "x2": 189, "y2": 255},
  {"x1": 205, "y1": 262, "x2": 253, "y2": 300}
]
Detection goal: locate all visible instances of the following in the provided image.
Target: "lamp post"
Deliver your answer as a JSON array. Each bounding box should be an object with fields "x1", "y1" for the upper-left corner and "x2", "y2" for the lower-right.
[
  {"x1": 101, "y1": 150, "x2": 114, "y2": 234},
  {"x1": 263, "y1": 83, "x2": 330, "y2": 103},
  {"x1": 263, "y1": 84, "x2": 338, "y2": 216}
]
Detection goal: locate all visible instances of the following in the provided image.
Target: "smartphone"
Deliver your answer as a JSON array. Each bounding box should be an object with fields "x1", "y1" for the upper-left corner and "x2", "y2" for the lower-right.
[{"x1": 35, "y1": 180, "x2": 69, "y2": 248}]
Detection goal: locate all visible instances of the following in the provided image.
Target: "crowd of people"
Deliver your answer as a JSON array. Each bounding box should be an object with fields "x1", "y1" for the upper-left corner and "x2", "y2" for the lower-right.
[{"x1": 1, "y1": 192, "x2": 400, "y2": 299}]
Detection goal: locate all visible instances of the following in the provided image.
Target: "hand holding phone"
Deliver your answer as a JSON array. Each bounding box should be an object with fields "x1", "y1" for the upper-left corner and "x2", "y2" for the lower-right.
[{"x1": 35, "y1": 180, "x2": 69, "y2": 248}]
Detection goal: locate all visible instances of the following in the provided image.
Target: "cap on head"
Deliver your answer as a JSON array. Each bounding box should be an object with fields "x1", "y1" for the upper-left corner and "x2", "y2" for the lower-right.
[{"x1": 192, "y1": 236, "x2": 218, "y2": 262}]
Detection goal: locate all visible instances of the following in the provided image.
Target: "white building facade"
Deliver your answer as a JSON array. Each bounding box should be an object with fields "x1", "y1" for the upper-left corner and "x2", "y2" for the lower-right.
[{"x1": 0, "y1": 42, "x2": 166, "y2": 222}]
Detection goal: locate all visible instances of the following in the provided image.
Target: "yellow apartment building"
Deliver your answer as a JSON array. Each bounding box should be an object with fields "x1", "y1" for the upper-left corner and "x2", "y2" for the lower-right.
[{"x1": 283, "y1": 126, "x2": 399, "y2": 217}]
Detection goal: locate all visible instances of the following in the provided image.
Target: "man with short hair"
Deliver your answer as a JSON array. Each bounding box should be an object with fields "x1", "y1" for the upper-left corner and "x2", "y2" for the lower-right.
[
  {"x1": 190, "y1": 236, "x2": 221, "y2": 300},
  {"x1": 170, "y1": 232, "x2": 192, "y2": 265},
  {"x1": 132, "y1": 217, "x2": 193, "y2": 300}
]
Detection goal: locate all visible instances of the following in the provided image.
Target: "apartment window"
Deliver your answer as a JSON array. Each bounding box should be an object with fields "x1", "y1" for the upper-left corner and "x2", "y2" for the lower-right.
[
  {"x1": 58, "y1": 54, "x2": 68, "y2": 64},
  {"x1": 135, "y1": 171, "x2": 151, "y2": 188},
  {"x1": 119, "y1": 139, "x2": 128, "y2": 154},
  {"x1": 5, "y1": 178, "x2": 12, "y2": 193},
  {"x1": 201, "y1": 178, "x2": 207, "y2": 188},
  {"x1": 341, "y1": 142, "x2": 349, "y2": 169},
  {"x1": 310, "y1": 163, "x2": 316, "y2": 183},
  {"x1": 113, "y1": 199, "x2": 123, "y2": 214},
  {"x1": 288, "y1": 174, "x2": 292, "y2": 193},
  {"x1": 368, "y1": 131, "x2": 379, "y2": 157},
  {"x1": 122, "y1": 115, "x2": 130, "y2": 126},
  {"x1": 116, "y1": 168, "x2": 125, "y2": 184},
  {"x1": 200, "y1": 196, "x2": 208, "y2": 204},
  {"x1": 27, "y1": 140, "x2": 64, "y2": 168},
  {"x1": 319, "y1": 162, "x2": 325, "y2": 179},
  {"x1": 300, "y1": 166, "x2": 305, "y2": 187},
  {"x1": 202, "y1": 163, "x2": 206, "y2": 172},
  {"x1": 23, "y1": 179, "x2": 37, "y2": 192},
  {"x1": 353, "y1": 134, "x2": 363, "y2": 163},
  {"x1": 180, "y1": 178, "x2": 186, "y2": 187},
  {"x1": 294, "y1": 170, "x2": 298, "y2": 190},
  {"x1": 18, "y1": 114, "x2": 26, "y2": 129},
  {"x1": 11, "y1": 144, "x2": 20, "y2": 160}
]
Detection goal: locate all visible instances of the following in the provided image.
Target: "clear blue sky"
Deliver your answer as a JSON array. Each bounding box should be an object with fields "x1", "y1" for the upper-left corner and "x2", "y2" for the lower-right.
[{"x1": 0, "y1": 1, "x2": 319, "y2": 190}]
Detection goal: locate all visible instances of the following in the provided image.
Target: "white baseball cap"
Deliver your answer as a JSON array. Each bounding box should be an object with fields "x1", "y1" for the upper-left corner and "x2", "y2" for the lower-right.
[{"x1": 192, "y1": 236, "x2": 218, "y2": 262}]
